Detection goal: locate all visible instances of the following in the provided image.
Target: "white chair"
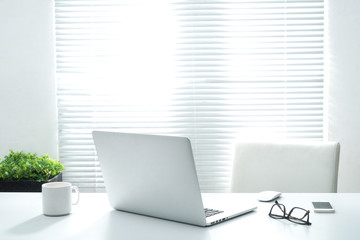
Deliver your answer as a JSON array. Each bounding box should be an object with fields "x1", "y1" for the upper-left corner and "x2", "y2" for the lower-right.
[{"x1": 230, "y1": 141, "x2": 340, "y2": 193}]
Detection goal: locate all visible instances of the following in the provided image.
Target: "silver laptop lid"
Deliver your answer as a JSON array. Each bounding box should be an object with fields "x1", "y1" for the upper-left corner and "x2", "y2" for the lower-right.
[{"x1": 92, "y1": 131, "x2": 207, "y2": 226}]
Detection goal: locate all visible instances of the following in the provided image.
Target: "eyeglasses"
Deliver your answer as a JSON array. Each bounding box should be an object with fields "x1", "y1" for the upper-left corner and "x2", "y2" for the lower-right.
[{"x1": 269, "y1": 200, "x2": 312, "y2": 225}]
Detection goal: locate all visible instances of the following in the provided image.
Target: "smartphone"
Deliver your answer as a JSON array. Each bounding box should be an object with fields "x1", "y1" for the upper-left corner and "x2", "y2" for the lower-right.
[{"x1": 312, "y1": 202, "x2": 335, "y2": 213}]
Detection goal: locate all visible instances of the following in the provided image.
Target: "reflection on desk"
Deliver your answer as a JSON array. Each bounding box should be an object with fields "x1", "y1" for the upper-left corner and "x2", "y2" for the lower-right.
[{"x1": 0, "y1": 193, "x2": 359, "y2": 240}]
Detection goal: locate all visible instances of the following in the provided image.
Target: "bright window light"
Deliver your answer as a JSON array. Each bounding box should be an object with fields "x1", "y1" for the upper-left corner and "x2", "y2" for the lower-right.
[{"x1": 55, "y1": 0, "x2": 325, "y2": 192}]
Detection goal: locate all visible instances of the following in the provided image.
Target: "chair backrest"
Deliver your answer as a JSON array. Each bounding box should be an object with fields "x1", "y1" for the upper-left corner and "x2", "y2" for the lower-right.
[{"x1": 230, "y1": 141, "x2": 340, "y2": 193}]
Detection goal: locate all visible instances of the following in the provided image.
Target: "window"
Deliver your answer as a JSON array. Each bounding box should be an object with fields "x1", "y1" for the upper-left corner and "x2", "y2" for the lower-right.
[{"x1": 55, "y1": 0, "x2": 325, "y2": 192}]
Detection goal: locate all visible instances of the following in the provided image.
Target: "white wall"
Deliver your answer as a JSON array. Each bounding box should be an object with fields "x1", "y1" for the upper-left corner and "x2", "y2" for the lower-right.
[
  {"x1": 327, "y1": 0, "x2": 360, "y2": 192},
  {"x1": 0, "y1": 0, "x2": 57, "y2": 159}
]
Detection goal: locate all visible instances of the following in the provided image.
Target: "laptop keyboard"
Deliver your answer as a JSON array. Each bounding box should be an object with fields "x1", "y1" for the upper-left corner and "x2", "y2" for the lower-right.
[{"x1": 204, "y1": 208, "x2": 224, "y2": 217}]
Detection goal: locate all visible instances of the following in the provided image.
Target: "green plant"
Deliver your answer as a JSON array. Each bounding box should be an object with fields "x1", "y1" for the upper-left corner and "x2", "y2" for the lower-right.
[{"x1": 0, "y1": 150, "x2": 64, "y2": 182}]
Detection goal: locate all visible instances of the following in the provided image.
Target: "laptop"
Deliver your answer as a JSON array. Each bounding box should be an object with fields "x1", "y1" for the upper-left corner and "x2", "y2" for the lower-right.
[{"x1": 92, "y1": 131, "x2": 257, "y2": 226}]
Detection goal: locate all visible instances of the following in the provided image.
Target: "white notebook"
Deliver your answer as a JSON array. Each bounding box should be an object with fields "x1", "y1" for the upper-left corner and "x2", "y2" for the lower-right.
[{"x1": 92, "y1": 131, "x2": 257, "y2": 226}]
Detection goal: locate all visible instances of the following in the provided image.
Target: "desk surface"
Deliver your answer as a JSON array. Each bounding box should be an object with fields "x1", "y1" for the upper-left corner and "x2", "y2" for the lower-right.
[{"x1": 0, "y1": 193, "x2": 359, "y2": 240}]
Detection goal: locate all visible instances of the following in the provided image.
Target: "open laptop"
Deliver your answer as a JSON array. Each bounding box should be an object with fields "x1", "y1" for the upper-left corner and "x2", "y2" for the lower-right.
[{"x1": 92, "y1": 131, "x2": 257, "y2": 226}]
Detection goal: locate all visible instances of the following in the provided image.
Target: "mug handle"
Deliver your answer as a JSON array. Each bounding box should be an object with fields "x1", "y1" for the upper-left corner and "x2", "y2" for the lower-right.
[{"x1": 71, "y1": 186, "x2": 80, "y2": 205}]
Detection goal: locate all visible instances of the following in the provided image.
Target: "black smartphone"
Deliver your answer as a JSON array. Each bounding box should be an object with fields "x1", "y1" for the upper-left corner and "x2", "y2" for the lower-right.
[{"x1": 312, "y1": 202, "x2": 335, "y2": 213}]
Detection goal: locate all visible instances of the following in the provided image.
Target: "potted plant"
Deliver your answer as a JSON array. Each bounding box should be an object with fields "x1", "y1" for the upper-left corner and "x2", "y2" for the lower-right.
[{"x1": 0, "y1": 150, "x2": 64, "y2": 192}]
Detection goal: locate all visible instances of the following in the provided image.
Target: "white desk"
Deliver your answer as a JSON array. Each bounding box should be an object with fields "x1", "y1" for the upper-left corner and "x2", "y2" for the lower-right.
[{"x1": 0, "y1": 193, "x2": 359, "y2": 240}]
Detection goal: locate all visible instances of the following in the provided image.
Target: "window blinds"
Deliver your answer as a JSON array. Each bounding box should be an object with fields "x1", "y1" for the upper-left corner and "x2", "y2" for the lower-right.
[{"x1": 55, "y1": 0, "x2": 325, "y2": 192}]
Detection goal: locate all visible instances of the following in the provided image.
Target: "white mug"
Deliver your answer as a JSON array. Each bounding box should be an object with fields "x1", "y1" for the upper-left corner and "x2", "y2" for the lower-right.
[{"x1": 42, "y1": 182, "x2": 79, "y2": 216}]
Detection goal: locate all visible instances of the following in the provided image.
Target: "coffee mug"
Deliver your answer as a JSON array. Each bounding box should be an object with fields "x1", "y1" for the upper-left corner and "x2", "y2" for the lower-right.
[{"x1": 42, "y1": 182, "x2": 79, "y2": 216}]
